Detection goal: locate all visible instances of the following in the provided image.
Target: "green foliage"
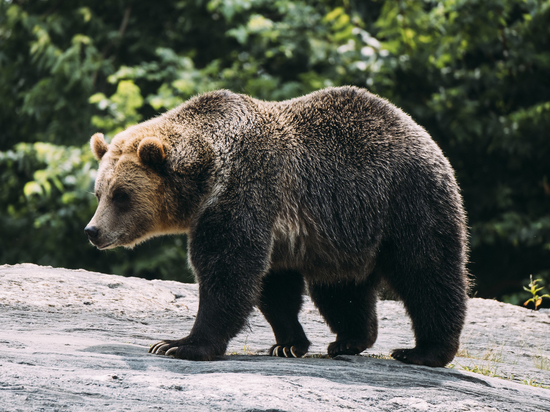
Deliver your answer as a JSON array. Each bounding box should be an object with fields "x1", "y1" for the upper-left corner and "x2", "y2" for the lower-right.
[
  {"x1": 0, "y1": 0, "x2": 549, "y2": 296},
  {"x1": 90, "y1": 80, "x2": 144, "y2": 134},
  {"x1": 523, "y1": 275, "x2": 550, "y2": 310},
  {"x1": 0, "y1": 142, "x2": 96, "y2": 265}
]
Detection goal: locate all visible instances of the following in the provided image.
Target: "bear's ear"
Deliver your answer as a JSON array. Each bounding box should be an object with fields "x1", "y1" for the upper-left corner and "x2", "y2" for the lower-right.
[
  {"x1": 138, "y1": 137, "x2": 166, "y2": 166},
  {"x1": 91, "y1": 133, "x2": 109, "y2": 160}
]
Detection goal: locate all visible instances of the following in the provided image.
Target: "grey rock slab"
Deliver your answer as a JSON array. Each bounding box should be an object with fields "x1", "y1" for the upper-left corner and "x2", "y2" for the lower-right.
[{"x1": 1, "y1": 263, "x2": 549, "y2": 411}]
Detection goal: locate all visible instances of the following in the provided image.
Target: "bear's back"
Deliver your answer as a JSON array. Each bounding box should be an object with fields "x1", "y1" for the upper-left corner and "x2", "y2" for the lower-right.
[
  {"x1": 258, "y1": 87, "x2": 463, "y2": 272},
  {"x1": 272, "y1": 87, "x2": 426, "y2": 154}
]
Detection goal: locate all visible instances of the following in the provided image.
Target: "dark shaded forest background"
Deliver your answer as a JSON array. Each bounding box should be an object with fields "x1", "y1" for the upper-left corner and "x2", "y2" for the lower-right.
[{"x1": 1, "y1": 0, "x2": 549, "y2": 306}]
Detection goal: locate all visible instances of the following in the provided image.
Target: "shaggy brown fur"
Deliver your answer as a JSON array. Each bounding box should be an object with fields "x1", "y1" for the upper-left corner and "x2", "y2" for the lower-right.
[{"x1": 85, "y1": 86, "x2": 469, "y2": 367}]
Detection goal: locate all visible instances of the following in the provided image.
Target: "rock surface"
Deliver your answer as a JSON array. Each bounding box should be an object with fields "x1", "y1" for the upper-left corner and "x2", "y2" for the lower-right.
[{"x1": 1, "y1": 263, "x2": 549, "y2": 411}]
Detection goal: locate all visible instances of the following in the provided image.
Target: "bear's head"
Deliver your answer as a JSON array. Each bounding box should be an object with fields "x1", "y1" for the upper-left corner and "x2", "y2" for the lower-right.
[{"x1": 85, "y1": 131, "x2": 175, "y2": 250}]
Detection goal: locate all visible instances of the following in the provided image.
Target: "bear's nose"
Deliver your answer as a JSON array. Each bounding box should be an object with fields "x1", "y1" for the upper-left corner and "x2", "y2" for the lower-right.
[{"x1": 84, "y1": 225, "x2": 100, "y2": 240}]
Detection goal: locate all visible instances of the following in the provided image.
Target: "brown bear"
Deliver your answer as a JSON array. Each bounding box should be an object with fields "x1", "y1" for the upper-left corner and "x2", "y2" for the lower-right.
[{"x1": 85, "y1": 86, "x2": 469, "y2": 367}]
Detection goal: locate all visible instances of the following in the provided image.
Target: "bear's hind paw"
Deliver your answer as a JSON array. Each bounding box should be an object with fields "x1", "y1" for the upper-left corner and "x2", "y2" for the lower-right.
[
  {"x1": 327, "y1": 338, "x2": 370, "y2": 357},
  {"x1": 391, "y1": 345, "x2": 456, "y2": 367}
]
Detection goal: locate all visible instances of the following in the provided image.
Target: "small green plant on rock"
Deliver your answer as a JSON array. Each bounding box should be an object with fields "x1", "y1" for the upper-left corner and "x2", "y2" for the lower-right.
[
  {"x1": 522, "y1": 379, "x2": 549, "y2": 389},
  {"x1": 459, "y1": 363, "x2": 502, "y2": 378},
  {"x1": 533, "y1": 355, "x2": 550, "y2": 371},
  {"x1": 523, "y1": 275, "x2": 550, "y2": 310}
]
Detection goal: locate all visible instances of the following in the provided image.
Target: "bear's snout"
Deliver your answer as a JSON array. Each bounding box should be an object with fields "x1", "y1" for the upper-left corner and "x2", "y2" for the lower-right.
[{"x1": 84, "y1": 225, "x2": 100, "y2": 242}]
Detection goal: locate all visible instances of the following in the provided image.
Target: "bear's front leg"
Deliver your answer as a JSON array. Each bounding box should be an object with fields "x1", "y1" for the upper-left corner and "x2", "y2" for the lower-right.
[
  {"x1": 258, "y1": 270, "x2": 311, "y2": 358},
  {"x1": 149, "y1": 201, "x2": 272, "y2": 361}
]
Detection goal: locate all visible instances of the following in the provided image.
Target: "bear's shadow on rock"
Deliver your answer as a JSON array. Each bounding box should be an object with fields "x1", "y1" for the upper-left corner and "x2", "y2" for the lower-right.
[{"x1": 81, "y1": 343, "x2": 488, "y2": 389}]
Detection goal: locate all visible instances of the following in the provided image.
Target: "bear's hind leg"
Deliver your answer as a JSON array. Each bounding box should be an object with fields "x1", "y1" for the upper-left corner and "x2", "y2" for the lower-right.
[
  {"x1": 258, "y1": 270, "x2": 310, "y2": 358},
  {"x1": 384, "y1": 263, "x2": 467, "y2": 367},
  {"x1": 308, "y1": 277, "x2": 379, "y2": 357}
]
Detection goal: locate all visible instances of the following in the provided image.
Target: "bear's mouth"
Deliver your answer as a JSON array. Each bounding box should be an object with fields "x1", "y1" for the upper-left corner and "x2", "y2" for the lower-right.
[
  {"x1": 88, "y1": 238, "x2": 117, "y2": 250},
  {"x1": 96, "y1": 242, "x2": 114, "y2": 250}
]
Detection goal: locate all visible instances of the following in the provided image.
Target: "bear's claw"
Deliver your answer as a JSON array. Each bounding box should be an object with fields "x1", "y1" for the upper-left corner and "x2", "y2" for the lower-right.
[
  {"x1": 269, "y1": 343, "x2": 307, "y2": 358},
  {"x1": 149, "y1": 341, "x2": 171, "y2": 355}
]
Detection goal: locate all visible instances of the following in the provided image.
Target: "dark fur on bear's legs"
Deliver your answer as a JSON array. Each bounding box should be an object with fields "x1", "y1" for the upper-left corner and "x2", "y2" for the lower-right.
[
  {"x1": 258, "y1": 270, "x2": 311, "y2": 358},
  {"x1": 149, "y1": 203, "x2": 272, "y2": 361},
  {"x1": 381, "y1": 244, "x2": 468, "y2": 367},
  {"x1": 309, "y1": 276, "x2": 380, "y2": 357},
  {"x1": 388, "y1": 273, "x2": 466, "y2": 367}
]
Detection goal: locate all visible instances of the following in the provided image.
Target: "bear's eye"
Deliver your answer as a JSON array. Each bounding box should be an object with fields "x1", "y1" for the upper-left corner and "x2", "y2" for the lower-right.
[{"x1": 112, "y1": 191, "x2": 130, "y2": 207}]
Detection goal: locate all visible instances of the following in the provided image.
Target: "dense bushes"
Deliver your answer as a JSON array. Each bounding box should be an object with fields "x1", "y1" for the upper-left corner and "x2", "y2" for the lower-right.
[{"x1": 1, "y1": 0, "x2": 548, "y2": 304}]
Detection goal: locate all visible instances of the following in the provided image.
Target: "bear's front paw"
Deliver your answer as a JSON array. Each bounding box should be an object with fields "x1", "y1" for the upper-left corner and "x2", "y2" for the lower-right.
[
  {"x1": 269, "y1": 339, "x2": 310, "y2": 358},
  {"x1": 149, "y1": 337, "x2": 225, "y2": 361},
  {"x1": 327, "y1": 338, "x2": 370, "y2": 357}
]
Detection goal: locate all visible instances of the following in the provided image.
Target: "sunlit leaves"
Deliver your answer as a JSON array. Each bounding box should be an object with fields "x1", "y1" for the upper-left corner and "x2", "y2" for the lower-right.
[
  {"x1": 90, "y1": 80, "x2": 144, "y2": 135},
  {"x1": 0, "y1": 142, "x2": 96, "y2": 238}
]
